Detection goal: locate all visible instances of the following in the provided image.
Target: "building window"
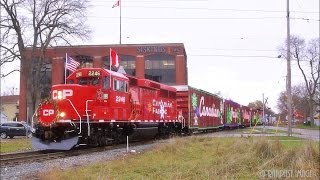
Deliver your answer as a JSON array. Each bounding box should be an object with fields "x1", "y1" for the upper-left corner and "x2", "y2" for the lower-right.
[
  {"x1": 103, "y1": 55, "x2": 136, "y2": 76},
  {"x1": 31, "y1": 58, "x2": 52, "y2": 99},
  {"x1": 145, "y1": 54, "x2": 175, "y2": 84},
  {"x1": 75, "y1": 55, "x2": 93, "y2": 68},
  {"x1": 40, "y1": 62, "x2": 52, "y2": 99}
]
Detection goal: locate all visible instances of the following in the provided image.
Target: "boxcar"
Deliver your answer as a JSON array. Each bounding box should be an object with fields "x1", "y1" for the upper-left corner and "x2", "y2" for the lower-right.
[
  {"x1": 223, "y1": 99, "x2": 241, "y2": 129},
  {"x1": 251, "y1": 109, "x2": 262, "y2": 126},
  {"x1": 241, "y1": 105, "x2": 252, "y2": 127},
  {"x1": 173, "y1": 85, "x2": 224, "y2": 133}
]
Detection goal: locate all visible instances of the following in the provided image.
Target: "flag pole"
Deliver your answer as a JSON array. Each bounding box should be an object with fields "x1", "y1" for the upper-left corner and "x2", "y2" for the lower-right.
[
  {"x1": 110, "y1": 48, "x2": 112, "y2": 70},
  {"x1": 65, "y1": 53, "x2": 67, "y2": 84},
  {"x1": 120, "y1": 0, "x2": 122, "y2": 44}
]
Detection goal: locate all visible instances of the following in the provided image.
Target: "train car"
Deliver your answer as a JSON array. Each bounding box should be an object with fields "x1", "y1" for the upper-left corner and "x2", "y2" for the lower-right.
[
  {"x1": 33, "y1": 68, "x2": 180, "y2": 150},
  {"x1": 223, "y1": 99, "x2": 241, "y2": 129},
  {"x1": 251, "y1": 109, "x2": 262, "y2": 126},
  {"x1": 240, "y1": 105, "x2": 252, "y2": 127},
  {"x1": 173, "y1": 85, "x2": 224, "y2": 133}
]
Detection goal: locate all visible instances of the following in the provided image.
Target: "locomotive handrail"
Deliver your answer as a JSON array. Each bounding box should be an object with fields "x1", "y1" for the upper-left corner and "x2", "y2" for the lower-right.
[
  {"x1": 31, "y1": 105, "x2": 40, "y2": 129},
  {"x1": 66, "y1": 99, "x2": 82, "y2": 134},
  {"x1": 86, "y1": 100, "x2": 93, "y2": 137}
]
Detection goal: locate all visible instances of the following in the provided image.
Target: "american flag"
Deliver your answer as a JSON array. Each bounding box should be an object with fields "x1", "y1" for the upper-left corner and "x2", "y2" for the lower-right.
[{"x1": 66, "y1": 56, "x2": 80, "y2": 72}]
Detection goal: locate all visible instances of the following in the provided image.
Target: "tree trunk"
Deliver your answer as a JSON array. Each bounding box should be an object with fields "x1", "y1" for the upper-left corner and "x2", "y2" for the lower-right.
[{"x1": 309, "y1": 99, "x2": 314, "y2": 126}]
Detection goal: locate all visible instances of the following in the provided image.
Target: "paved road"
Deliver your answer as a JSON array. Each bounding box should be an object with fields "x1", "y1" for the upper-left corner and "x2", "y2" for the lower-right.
[{"x1": 255, "y1": 126, "x2": 320, "y2": 141}]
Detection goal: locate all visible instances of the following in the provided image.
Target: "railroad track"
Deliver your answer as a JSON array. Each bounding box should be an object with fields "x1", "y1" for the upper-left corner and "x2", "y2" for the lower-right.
[{"x1": 0, "y1": 140, "x2": 152, "y2": 168}]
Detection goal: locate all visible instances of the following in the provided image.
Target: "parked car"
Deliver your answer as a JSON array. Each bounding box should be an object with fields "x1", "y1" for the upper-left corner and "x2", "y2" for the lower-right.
[{"x1": 0, "y1": 121, "x2": 34, "y2": 139}]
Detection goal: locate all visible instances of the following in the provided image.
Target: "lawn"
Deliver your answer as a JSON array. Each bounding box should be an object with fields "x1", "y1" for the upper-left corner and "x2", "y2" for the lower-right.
[
  {"x1": 234, "y1": 127, "x2": 295, "y2": 134},
  {"x1": 39, "y1": 136, "x2": 319, "y2": 180},
  {"x1": 295, "y1": 124, "x2": 320, "y2": 130},
  {"x1": 0, "y1": 138, "x2": 32, "y2": 153}
]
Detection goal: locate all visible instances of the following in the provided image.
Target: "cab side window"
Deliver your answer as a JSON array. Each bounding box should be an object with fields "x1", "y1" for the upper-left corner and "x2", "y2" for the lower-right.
[
  {"x1": 113, "y1": 79, "x2": 128, "y2": 92},
  {"x1": 103, "y1": 77, "x2": 110, "y2": 89}
]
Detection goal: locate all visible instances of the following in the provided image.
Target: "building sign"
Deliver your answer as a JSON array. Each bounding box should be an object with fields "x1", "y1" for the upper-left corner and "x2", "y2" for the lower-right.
[{"x1": 137, "y1": 46, "x2": 166, "y2": 53}]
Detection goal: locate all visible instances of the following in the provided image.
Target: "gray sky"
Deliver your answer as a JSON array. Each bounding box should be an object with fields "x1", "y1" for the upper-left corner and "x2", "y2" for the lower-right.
[{"x1": 1, "y1": 0, "x2": 319, "y2": 113}]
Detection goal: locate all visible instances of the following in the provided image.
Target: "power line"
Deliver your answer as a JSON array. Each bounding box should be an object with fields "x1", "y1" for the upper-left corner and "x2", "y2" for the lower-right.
[
  {"x1": 188, "y1": 54, "x2": 280, "y2": 58},
  {"x1": 91, "y1": 3, "x2": 319, "y2": 14},
  {"x1": 188, "y1": 47, "x2": 277, "y2": 52},
  {"x1": 88, "y1": 16, "x2": 285, "y2": 20},
  {"x1": 94, "y1": 0, "x2": 208, "y2": 2},
  {"x1": 88, "y1": 15, "x2": 319, "y2": 21},
  {"x1": 121, "y1": 6, "x2": 320, "y2": 14}
]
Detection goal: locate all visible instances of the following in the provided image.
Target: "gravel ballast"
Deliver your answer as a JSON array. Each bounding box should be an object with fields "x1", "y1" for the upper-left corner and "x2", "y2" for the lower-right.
[{"x1": 0, "y1": 143, "x2": 157, "y2": 180}]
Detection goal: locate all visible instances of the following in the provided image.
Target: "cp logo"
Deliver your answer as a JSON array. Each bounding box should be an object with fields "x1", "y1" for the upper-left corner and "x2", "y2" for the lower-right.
[
  {"x1": 43, "y1": 109, "x2": 54, "y2": 116},
  {"x1": 52, "y1": 89, "x2": 73, "y2": 100}
]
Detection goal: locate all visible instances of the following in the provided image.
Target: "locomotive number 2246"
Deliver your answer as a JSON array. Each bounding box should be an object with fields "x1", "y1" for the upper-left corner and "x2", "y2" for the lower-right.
[{"x1": 115, "y1": 96, "x2": 126, "y2": 103}]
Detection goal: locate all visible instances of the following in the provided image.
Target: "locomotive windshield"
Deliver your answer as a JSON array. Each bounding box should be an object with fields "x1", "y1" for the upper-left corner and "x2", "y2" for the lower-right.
[{"x1": 77, "y1": 77, "x2": 100, "y2": 86}]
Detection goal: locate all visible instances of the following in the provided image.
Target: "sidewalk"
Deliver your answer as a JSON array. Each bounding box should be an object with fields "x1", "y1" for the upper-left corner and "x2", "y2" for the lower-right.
[{"x1": 255, "y1": 126, "x2": 320, "y2": 141}]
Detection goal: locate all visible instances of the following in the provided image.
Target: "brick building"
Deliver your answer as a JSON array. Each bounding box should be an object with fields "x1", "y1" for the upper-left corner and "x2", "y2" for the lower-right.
[{"x1": 19, "y1": 43, "x2": 188, "y2": 121}]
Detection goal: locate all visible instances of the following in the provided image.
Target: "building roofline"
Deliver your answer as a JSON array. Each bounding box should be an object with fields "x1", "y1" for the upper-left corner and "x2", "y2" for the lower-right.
[{"x1": 27, "y1": 43, "x2": 185, "y2": 50}]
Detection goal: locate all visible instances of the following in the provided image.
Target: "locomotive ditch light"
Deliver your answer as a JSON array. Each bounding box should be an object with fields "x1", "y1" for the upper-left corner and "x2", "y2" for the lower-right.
[{"x1": 60, "y1": 112, "x2": 66, "y2": 118}]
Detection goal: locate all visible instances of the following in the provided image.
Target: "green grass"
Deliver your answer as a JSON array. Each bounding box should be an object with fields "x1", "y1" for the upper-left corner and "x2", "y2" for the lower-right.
[
  {"x1": 234, "y1": 127, "x2": 300, "y2": 135},
  {"x1": 39, "y1": 136, "x2": 319, "y2": 180},
  {"x1": 295, "y1": 124, "x2": 320, "y2": 130},
  {"x1": 0, "y1": 138, "x2": 32, "y2": 153},
  {"x1": 275, "y1": 124, "x2": 320, "y2": 130}
]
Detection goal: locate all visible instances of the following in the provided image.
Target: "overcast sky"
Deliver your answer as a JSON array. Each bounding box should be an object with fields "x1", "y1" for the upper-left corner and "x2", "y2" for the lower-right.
[{"x1": 1, "y1": 0, "x2": 319, "y2": 113}]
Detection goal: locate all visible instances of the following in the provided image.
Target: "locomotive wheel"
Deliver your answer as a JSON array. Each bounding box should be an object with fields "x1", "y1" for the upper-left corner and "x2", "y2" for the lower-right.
[{"x1": 98, "y1": 136, "x2": 107, "y2": 146}]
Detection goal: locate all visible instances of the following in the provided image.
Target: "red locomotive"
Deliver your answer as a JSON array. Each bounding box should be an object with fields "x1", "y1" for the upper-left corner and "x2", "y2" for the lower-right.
[{"x1": 33, "y1": 68, "x2": 260, "y2": 150}]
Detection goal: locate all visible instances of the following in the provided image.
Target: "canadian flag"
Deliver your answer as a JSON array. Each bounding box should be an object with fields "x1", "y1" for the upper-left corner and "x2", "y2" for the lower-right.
[
  {"x1": 112, "y1": 0, "x2": 120, "y2": 8},
  {"x1": 110, "y1": 48, "x2": 120, "y2": 68}
]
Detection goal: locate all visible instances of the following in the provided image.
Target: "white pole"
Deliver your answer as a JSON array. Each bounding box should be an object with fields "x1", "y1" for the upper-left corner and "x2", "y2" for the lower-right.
[
  {"x1": 120, "y1": 0, "x2": 122, "y2": 44},
  {"x1": 263, "y1": 93, "x2": 265, "y2": 133},
  {"x1": 65, "y1": 53, "x2": 67, "y2": 84},
  {"x1": 126, "y1": 135, "x2": 129, "y2": 153},
  {"x1": 110, "y1": 49, "x2": 112, "y2": 70}
]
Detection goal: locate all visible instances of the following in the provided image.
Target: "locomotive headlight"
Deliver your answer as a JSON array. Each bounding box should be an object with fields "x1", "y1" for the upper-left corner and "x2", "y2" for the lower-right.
[
  {"x1": 57, "y1": 91, "x2": 63, "y2": 100},
  {"x1": 59, "y1": 112, "x2": 66, "y2": 118}
]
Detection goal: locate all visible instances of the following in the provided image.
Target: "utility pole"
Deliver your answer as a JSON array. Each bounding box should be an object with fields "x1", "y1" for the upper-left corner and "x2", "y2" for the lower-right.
[
  {"x1": 263, "y1": 93, "x2": 265, "y2": 133},
  {"x1": 286, "y1": 0, "x2": 292, "y2": 136},
  {"x1": 262, "y1": 94, "x2": 268, "y2": 133}
]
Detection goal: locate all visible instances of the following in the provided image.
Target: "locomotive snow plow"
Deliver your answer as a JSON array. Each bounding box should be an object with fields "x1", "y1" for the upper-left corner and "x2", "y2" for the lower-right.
[{"x1": 32, "y1": 136, "x2": 79, "y2": 151}]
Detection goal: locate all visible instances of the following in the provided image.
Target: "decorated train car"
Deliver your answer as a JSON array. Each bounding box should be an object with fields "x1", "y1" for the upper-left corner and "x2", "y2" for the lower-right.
[
  {"x1": 223, "y1": 99, "x2": 241, "y2": 129},
  {"x1": 33, "y1": 68, "x2": 181, "y2": 150},
  {"x1": 173, "y1": 85, "x2": 224, "y2": 133},
  {"x1": 240, "y1": 105, "x2": 252, "y2": 127},
  {"x1": 251, "y1": 109, "x2": 263, "y2": 126}
]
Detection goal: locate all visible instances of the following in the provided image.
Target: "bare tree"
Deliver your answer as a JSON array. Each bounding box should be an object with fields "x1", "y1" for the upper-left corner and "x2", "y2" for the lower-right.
[
  {"x1": 279, "y1": 35, "x2": 320, "y2": 125},
  {"x1": 277, "y1": 84, "x2": 310, "y2": 121},
  {"x1": 1, "y1": 86, "x2": 18, "y2": 95},
  {"x1": 248, "y1": 100, "x2": 275, "y2": 116},
  {"x1": 1, "y1": 0, "x2": 91, "y2": 120}
]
